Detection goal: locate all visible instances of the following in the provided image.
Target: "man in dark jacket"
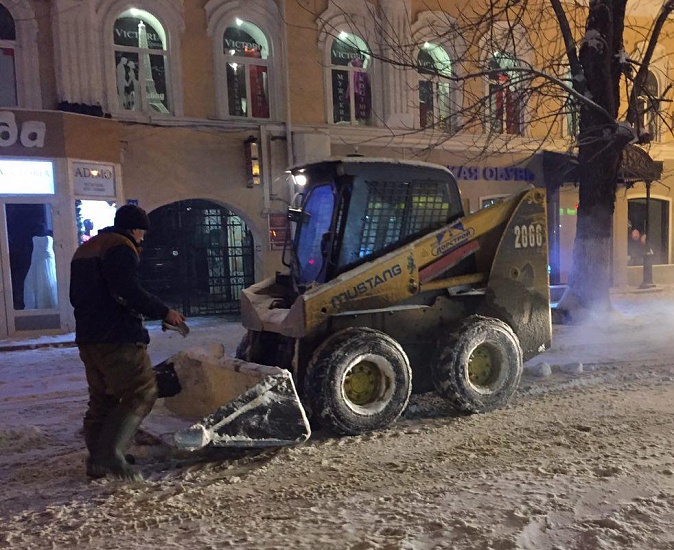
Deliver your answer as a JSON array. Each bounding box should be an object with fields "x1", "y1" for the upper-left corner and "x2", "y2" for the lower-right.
[{"x1": 70, "y1": 204, "x2": 184, "y2": 481}]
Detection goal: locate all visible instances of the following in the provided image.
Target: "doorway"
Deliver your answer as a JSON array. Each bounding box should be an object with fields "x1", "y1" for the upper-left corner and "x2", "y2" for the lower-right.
[
  {"x1": 628, "y1": 197, "x2": 670, "y2": 266},
  {"x1": 139, "y1": 199, "x2": 255, "y2": 316},
  {"x1": 0, "y1": 202, "x2": 60, "y2": 335}
]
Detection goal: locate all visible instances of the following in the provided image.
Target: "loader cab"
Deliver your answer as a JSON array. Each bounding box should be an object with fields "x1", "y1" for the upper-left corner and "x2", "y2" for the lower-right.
[{"x1": 288, "y1": 159, "x2": 464, "y2": 290}]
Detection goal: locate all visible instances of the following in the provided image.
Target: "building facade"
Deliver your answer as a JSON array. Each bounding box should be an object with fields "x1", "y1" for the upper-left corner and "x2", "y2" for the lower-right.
[{"x1": 0, "y1": 0, "x2": 673, "y2": 337}]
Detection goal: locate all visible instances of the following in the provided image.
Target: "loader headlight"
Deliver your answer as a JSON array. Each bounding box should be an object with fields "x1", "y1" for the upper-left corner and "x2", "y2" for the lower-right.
[{"x1": 292, "y1": 173, "x2": 307, "y2": 187}]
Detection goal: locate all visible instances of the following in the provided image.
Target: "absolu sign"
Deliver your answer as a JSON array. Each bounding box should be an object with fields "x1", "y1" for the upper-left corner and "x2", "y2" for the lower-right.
[{"x1": 0, "y1": 111, "x2": 46, "y2": 148}]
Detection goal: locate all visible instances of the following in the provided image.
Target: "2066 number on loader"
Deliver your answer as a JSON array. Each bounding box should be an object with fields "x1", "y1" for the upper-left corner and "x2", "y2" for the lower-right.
[{"x1": 153, "y1": 157, "x2": 551, "y2": 449}]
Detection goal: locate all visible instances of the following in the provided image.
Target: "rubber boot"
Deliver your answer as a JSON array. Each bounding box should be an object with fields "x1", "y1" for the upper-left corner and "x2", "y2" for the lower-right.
[
  {"x1": 84, "y1": 423, "x2": 136, "y2": 477},
  {"x1": 88, "y1": 409, "x2": 145, "y2": 482},
  {"x1": 83, "y1": 424, "x2": 104, "y2": 479}
]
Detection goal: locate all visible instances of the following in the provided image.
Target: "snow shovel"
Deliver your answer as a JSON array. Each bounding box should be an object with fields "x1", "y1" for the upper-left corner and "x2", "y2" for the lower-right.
[{"x1": 151, "y1": 346, "x2": 311, "y2": 450}]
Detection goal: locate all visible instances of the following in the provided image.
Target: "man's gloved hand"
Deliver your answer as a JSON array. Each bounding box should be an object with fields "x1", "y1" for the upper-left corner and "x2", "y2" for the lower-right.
[
  {"x1": 162, "y1": 320, "x2": 189, "y2": 337},
  {"x1": 162, "y1": 309, "x2": 188, "y2": 337}
]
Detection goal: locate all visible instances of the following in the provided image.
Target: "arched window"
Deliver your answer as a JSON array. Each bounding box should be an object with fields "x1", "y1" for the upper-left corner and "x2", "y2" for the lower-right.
[
  {"x1": 417, "y1": 43, "x2": 454, "y2": 130},
  {"x1": 223, "y1": 20, "x2": 270, "y2": 118},
  {"x1": 330, "y1": 32, "x2": 371, "y2": 125},
  {"x1": 113, "y1": 9, "x2": 170, "y2": 114},
  {"x1": 487, "y1": 52, "x2": 523, "y2": 135},
  {"x1": 0, "y1": 4, "x2": 17, "y2": 106},
  {"x1": 637, "y1": 71, "x2": 660, "y2": 141}
]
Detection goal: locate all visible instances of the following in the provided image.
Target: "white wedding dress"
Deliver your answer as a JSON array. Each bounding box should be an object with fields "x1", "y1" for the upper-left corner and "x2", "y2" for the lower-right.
[{"x1": 23, "y1": 235, "x2": 58, "y2": 309}]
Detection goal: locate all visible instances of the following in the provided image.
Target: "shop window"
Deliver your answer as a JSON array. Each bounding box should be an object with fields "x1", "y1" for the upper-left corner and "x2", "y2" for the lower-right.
[
  {"x1": 480, "y1": 195, "x2": 510, "y2": 209},
  {"x1": 637, "y1": 71, "x2": 660, "y2": 142},
  {"x1": 0, "y1": 3, "x2": 16, "y2": 106},
  {"x1": 222, "y1": 20, "x2": 270, "y2": 118},
  {"x1": 628, "y1": 197, "x2": 669, "y2": 266},
  {"x1": 113, "y1": 9, "x2": 170, "y2": 114},
  {"x1": 5, "y1": 204, "x2": 57, "y2": 311},
  {"x1": 330, "y1": 32, "x2": 372, "y2": 125},
  {"x1": 417, "y1": 43, "x2": 454, "y2": 131},
  {"x1": 487, "y1": 52, "x2": 523, "y2": 135},
  {"x1": 75, "y1": 199, "x2": 117, "y2": 246}
]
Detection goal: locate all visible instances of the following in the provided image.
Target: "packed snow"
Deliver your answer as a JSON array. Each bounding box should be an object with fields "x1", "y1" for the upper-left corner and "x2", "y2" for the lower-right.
[{"x1": 1, "y1": 291, "x2": 674, "y2": 549}]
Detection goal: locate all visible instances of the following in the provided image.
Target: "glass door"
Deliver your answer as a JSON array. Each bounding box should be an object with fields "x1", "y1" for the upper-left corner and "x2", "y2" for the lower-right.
[
  {"x1": 0, "y1": 228, "x2": 6, "y2": 336},
  {"x1": 0, "y1": 202, "x2": 60, "y2": 335}
]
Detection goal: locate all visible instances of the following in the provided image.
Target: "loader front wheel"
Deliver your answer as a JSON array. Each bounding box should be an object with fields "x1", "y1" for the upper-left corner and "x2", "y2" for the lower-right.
[
  {"x1": 304, "y1": 328, "x2": 412, "y2": 436},
  {"x1": 432, "y1": 316, "x2": 522, "y2": 413}
]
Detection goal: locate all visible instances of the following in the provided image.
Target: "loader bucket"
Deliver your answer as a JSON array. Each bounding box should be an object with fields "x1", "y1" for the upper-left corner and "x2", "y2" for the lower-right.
[{"x1": 145, "y1": 346, "x2": 311, "y2": 450}]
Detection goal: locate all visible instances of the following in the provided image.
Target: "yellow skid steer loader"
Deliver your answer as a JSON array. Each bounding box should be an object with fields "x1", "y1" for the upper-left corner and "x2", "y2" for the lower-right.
[{"x1": 151, "y1": 157, "x2": 551, "y2": 450}]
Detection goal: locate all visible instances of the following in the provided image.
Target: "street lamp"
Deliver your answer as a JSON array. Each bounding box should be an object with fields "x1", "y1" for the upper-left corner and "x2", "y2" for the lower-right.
[{"x1": 244, "y1": 136, "x2": 261, "y2": 188}]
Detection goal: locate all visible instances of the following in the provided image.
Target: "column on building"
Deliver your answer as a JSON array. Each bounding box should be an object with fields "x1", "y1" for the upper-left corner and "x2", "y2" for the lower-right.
[{"x1": 378, "y1": 0, "x2": 415, "y2": 128}]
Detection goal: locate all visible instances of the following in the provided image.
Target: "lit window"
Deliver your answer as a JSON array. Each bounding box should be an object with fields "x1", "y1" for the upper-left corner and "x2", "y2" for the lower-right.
[
  {"x1": 223, "y1": 21, "x2": 270, "y2": 118},
  {"x1": 113, "y1": 10, "x2": 170, "y2": 114},
  {"x1": 637, "y1": 71, "x2": 660, "y2": 141},
  {"x1": 0, "y1": 4, "x2": 17, "y2": 107},
  {"x1": 417, "y1": 43, "x2": 454, "y2": 130},
  {"x1": 330, "y1": 33, "x2": 371, "y2": 125},
  {"x1": 487, "y1": 52, "x2": 523, "y2": 135}
]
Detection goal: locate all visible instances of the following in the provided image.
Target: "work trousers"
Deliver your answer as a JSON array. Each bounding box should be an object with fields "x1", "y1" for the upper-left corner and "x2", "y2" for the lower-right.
[{"x1": 79, "y1": 343, "x2": 157, "y2": 452}]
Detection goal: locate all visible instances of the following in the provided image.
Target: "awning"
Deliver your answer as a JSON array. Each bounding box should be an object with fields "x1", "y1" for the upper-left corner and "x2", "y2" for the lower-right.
[
  {"x1": 619, "y1": 144, "x2": 663, "y2": 184},
  {"x1": 526, "y1": 145, "x2": 662, "y2": 189}
]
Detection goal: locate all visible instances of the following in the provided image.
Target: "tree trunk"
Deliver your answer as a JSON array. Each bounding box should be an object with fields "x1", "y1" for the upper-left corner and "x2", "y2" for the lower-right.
[
  {"x1": 563, "y1": 145, "x2": 617, "y2": 312},
  {"x1": 559, "y1": 0, "x2": 628, "y2": 319}
]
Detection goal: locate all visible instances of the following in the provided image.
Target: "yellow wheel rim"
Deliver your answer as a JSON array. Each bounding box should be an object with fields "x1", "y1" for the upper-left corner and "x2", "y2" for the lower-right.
[
  {"x1": 467, "y1": 344, "x2": 496, "y2": 388},
  {"x1": 344, "y1": 361, "x2": 381, "y2": 406}
]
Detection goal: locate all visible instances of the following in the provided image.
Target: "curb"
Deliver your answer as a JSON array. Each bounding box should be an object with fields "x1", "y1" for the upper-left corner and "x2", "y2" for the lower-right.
[{"x1": 0, "y1": 341, "x2": 77, "y2": 353}]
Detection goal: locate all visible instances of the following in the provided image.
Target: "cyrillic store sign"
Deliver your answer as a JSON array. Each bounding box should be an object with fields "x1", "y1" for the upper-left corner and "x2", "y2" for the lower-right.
[
  {"x1": 448, "y1": 165, "x2": 535, "y2": 182},
  {"x1": 0, "y1": 159, "x2": 54, "y2": 195},
  {"x1": 73, "y1": 162, "x2": 116, "y2": 196}
]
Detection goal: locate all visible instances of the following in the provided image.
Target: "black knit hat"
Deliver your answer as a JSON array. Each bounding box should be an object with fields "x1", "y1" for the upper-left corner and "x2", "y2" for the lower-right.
[{"x1": 114, "y1": 204, "x2": 150, "y2": 230}]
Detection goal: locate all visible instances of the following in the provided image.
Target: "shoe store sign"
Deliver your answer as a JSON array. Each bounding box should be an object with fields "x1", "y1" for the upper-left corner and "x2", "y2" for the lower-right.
[{"x1": 73, "y1": 162, "x2": 116, "y2": 197}]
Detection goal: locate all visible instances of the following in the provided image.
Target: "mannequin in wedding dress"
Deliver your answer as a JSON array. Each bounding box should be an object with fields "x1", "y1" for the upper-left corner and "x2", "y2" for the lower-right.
[{"x1": 23, "y1": 224, "x2": 58, "y2": 309}]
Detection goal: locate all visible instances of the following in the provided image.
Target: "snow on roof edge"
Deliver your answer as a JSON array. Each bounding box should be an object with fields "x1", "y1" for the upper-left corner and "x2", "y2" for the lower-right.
[{"x1": 287, "y1": 156, "x2": 456, "y2": 176}]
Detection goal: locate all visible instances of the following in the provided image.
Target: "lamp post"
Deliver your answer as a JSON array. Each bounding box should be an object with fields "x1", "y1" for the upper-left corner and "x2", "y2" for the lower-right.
[{"x1": 640, "y1": 180, "x2": 656, "y2": 289}]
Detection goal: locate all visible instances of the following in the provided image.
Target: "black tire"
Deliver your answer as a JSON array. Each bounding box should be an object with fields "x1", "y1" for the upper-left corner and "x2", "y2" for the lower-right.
[
  {"x1": 432, "y1": 316, "x2": 522, "y2": 413},
  {"x1": 304, "y1": 328, "x2": 412, "y2": 436}
]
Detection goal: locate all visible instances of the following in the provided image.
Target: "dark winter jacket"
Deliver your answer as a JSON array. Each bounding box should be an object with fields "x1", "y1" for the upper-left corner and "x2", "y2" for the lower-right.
[{"x1": 69, "y1": 227, "x2": 169, "y2": 344}]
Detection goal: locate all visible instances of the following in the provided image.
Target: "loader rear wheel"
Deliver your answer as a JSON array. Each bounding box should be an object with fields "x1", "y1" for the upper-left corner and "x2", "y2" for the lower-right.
[
  {"x1": 304, "y1": 328, "x2": 412, "y2": 436},
  {"x1": 432, "y1": 316, "x2": 522, "y2": 413}
]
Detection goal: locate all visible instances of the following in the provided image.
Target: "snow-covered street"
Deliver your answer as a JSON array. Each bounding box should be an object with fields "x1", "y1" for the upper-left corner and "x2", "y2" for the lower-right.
[{"x1": 2, "y1": 291, "x2": 674, "y2": 549}]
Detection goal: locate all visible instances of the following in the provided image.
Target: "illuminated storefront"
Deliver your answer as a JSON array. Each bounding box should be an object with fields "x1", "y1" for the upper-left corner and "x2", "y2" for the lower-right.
[{"x1": 0, "y1": 109, "x2": 122, "y2": 337}]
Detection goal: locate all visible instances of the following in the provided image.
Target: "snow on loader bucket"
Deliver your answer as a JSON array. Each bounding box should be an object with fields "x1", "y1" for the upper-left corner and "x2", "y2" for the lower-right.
[{"x1": 145, "y1": 344, "x2": 311, "y2": 450}]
